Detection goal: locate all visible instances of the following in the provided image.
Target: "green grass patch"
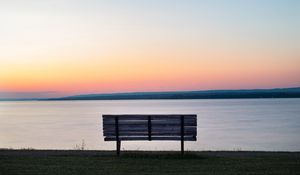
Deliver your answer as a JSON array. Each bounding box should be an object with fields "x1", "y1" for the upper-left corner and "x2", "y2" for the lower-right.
[{"x1": 0, "y1": 151, "x2": 299, "y2": 175}]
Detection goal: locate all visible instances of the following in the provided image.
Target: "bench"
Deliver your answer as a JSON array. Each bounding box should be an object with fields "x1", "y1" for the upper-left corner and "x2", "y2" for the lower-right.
[{"x1": 102, "y1": 114, "x2": 197, "y2": 155}]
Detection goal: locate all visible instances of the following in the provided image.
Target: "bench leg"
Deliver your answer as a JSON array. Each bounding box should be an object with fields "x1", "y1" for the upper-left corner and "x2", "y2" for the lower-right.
[
  {"x1": 180, "y1": 115, "x2": 184, "y2": 155},
  {"x1": 116, "y1": 140, "x2": 121, "y2": 156},
  {"x1": 181, "y1": 139, "x2": 184, "y2": 155}
]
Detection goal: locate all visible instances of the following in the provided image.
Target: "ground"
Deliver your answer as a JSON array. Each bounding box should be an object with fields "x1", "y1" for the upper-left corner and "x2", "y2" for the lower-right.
[{"x1": 0, "y1": 150, "x2": 299, "y2": 175}]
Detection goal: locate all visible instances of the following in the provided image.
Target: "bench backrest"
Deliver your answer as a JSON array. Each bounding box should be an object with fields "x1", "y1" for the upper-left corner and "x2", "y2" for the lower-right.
[{"x1": 102, "y1": 114, "x2": 197, "y2": 141}]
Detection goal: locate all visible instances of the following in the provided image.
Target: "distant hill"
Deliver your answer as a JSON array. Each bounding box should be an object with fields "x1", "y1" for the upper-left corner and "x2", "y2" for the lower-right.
[{"x1": 44, "y1": 87, "x2": 300, "y2": 101}]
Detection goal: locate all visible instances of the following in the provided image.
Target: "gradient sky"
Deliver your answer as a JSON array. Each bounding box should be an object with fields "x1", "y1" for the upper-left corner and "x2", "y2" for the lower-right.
[{"x1": 0, "y1": 0, "x2": 299, "y2": 98}]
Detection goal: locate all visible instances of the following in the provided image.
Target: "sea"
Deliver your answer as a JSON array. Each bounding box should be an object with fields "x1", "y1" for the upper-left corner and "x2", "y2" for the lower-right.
[{"x1": 0, "y1": 98, "x2": 299, "y2": 151}]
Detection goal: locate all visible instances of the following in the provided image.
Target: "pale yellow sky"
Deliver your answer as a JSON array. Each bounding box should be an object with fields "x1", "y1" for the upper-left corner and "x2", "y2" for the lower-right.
[{"x1": 0, "y1": 0, "x2": 299, "y2": 98}]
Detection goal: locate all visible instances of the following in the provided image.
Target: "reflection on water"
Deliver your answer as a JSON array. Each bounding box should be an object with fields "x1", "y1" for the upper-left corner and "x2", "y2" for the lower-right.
[{"x1": 0, "y1": 99, "x2": 300, "y2": 151}]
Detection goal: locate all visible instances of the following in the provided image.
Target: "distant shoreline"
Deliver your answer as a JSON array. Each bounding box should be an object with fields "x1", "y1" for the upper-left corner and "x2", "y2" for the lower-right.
[
  {"x1": 1, "y1": 97, "x2": 300, "y2": 102},
  {"x1": 1, "y1": 87, "x2": 300, "y2": 101}
]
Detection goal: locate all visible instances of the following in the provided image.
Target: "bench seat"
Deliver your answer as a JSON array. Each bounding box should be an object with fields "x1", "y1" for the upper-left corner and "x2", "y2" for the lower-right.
[{"x1": 102, "y1": 114, "x2": 197, "y2": 155}]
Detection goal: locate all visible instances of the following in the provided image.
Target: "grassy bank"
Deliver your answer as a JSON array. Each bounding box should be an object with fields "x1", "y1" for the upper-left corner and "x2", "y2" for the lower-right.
[{"x1": 0, "y1": 150, "x2": 299, "y2": 175}]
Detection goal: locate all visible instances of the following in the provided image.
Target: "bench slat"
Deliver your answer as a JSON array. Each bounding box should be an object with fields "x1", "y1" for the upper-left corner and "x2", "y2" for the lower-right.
[
  {"x1": 104, "y1": 126, "x2": 196, "y2": 132},
  {"x1": 103, "y1": 114, "x2": 195, "y2": 117},
  {"x1": 104, "y1": 131, "x2": 196, "y2": 136},
  {"x1": 103, "y1": 116, "x2": 196, "y2": 120},
  {"x1": 151, "y1": 115, "x2": 196, "y2": 120},
  {"x1": 104, "y1": 136, "x2": 196, "y2": 141},
  {"x1": 103, "y1": 119, "x2": 196, "y2": 124},
  {"x1": 103, "y1": 119, "x2": 196, "y2": 125},
  {"x1": 103, "y1": 115, "x2": 196, "y2": 121},
  {"x1": 103, "y1": 122, "x2": 196, "y2": 128},
  {"x1": 151, "y1": 126, "x2": 196, "y2": 130}
]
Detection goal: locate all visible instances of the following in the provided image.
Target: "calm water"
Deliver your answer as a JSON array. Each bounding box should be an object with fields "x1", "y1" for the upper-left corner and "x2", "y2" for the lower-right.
[{"x1": 0, "y1": 99, "x2": 300, "y2": 151}]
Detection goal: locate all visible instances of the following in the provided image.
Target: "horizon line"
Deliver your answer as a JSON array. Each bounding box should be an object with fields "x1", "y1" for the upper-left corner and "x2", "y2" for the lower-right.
[{"x1": 1, "y1": 86, "x2": 299, "y2": 101}]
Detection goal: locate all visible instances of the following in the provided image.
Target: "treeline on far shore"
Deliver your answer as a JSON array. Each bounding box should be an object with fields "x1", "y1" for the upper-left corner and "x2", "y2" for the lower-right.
[{"x1": 46, "y1": 87, "x2": 300, "y2": 101}]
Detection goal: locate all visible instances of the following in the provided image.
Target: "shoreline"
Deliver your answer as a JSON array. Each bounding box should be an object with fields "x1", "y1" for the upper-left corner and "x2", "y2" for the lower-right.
[
  {"x1": 1, "y1": 149, "x2": 299, "y2": 157},
  {"x1": 1, "y1": 87, "x2": 299, "y2": 101},
  {"x1": 1, "y1": 97, "x2": 300, "y2": 102}
]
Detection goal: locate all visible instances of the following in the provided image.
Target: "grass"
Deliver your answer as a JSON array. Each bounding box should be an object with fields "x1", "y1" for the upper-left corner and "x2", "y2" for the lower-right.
[{"x1": 0, "y1": 150, "x2": 300, "y2": 175}]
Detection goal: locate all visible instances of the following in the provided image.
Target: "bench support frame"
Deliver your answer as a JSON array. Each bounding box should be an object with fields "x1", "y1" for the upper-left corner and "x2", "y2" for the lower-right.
[
  {"x1": 103, "y1": 114, "x2": 196, "y2": 156},
  {"x1": 181, "y1": 115, "x2": 184, "y2": 155},
  {"x1": 115, "y1": 117, "x2": 121, "y2": 156}
]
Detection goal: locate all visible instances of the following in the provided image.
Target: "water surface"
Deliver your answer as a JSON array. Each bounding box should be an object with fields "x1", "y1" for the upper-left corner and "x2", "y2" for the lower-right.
[{"x1": 0, "y1": 99, "x2": 299, "y2": 151}]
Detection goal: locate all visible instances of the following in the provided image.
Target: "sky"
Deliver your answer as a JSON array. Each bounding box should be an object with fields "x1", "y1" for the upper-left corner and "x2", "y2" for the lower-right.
[{"x1": 0, "y1": 0, "x2": 299, "y2": 98}]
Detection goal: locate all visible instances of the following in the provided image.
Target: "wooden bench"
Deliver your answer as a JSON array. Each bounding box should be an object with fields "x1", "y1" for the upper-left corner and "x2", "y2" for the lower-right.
[{"x1": 102, "y1": 114, "x2": 197, "y2": 155}]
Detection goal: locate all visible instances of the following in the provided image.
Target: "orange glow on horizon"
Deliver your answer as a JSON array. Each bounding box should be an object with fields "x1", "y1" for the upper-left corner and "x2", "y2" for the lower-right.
[{"x1": 1, "y1": 51, "x2": 299, "y2": 96}]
